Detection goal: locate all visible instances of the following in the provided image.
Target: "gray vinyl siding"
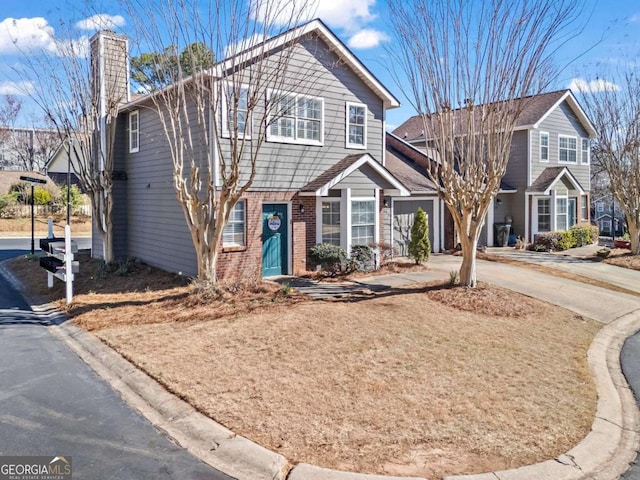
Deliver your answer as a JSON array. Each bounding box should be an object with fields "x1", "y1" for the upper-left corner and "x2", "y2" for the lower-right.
[
  {"x1": 502, "y1": 130, "x2": 529, "y2": 191},
  {"x1": 218, "y1": 35, "x2": 384, "y2": 191},
  {"x1": 122, "y1": 104, "x2": 200, "y2": 277},
  {"x1": 530, "y1": 101, "x2": 591, "y2": 191},
  {"x1": 333, "y1": 164, "x2": 394, "y2": 196}
]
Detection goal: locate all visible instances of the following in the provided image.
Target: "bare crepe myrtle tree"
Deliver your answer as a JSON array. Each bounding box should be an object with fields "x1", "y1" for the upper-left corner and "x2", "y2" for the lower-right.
[
  {"x1": 13, "y1": 24, "x2": 126, "y2": 262},
  {"x1": 123, "y1": 0, "x2": 314, "y2": 283},
  {"x1": 388, "y1": 0, "x2": 583, "y2": 287},
  {"x1": 578, "y1": 73, "x2": 640, "y2": 254}
]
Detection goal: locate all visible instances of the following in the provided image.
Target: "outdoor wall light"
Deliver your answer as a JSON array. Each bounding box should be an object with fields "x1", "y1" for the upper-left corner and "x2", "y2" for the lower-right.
[
  {"x1": 383, "y1": 199, "x2": 390, "y2": 208},
  {"x1": 496, "y1": 198, "x2": 502, "y2": 205},
  {"x1": 299, "y1": 203, "x2": 305, "y2": 214}
]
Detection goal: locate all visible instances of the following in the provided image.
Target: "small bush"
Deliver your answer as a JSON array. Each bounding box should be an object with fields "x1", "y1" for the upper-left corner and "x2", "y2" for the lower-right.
[
  {"x1": 349, "y1": 245, "x2": 375, "y2": 272},
  {"x1": 309, "y1": 243, "x2": 347, "y2": 274},
  {"x1": 0, "y1": 194, "x2": 18, "y2": 219},
  {"x1": 33, "y1": 187, "x2": 52, "y2": 205},
  {"x1": 408, "y1": 207, "x2": 431, "y2": 264},
  {"x1": 557, "y1": 230, "x2": 575, "y2": 251},
  {"x1": 571, "y1": 223, "x2": 598, "y2": 246},
  {"x1": 369, "y1": 241, "x2": 395, "y2": 266}
]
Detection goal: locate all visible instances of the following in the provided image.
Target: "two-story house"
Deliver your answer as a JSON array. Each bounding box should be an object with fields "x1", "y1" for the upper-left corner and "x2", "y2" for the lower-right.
[
  {"x1": 393, "y1": 90, "x2": 595, "y2": 246},
  {"x1": 593, "y1": 192, "x2": 626, "y2": 237},
  {"x1": 90, "y1": 21, "x2": 411, "y2": 279}
]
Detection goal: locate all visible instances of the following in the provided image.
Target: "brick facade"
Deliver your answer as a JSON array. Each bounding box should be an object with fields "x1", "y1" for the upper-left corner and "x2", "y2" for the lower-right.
[{"x1": 216, "y1": 191, "x2": 317, "y2": 280}]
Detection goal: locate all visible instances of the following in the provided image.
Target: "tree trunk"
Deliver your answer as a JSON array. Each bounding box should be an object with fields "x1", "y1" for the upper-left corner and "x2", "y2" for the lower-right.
[
  {"x1": 629, "y1": 222, "x2": 640, "y2": 255},
  {"x1": 458, "y1": 235, "x2": 478, "y2": 287}
]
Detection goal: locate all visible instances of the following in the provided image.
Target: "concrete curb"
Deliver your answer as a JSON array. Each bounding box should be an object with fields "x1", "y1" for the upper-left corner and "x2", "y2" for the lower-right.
[
  {"x1": 443, "y1": 309, "x2": 640, "y2": 480},
  {"x1": 1, "y1": 258, "x2": 639, "y2": 480}
]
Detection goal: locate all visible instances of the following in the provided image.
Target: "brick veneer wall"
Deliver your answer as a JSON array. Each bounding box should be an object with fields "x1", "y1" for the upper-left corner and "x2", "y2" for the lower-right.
[{"x1": 216, "y1": 191, "x2": 316, "y2": 281}]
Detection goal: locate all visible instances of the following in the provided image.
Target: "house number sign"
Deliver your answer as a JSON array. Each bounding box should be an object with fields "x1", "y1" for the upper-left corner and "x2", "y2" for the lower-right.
[{"x1": 267, "y1": 215, "x2": 281, "y2": 231}]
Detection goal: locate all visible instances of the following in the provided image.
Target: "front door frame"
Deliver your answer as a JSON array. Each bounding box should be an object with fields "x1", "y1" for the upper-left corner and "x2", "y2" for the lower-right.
[{"x1": 261, "y1": 201, "x2": 292, "y2": 277}]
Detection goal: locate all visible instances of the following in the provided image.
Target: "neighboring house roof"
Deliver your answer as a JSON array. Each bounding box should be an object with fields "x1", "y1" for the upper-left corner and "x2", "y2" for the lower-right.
[
  {"x1": 124, "y1": 19, "x2": 400, "y2": 111},
  {"x1": 385, "y1": 132, "x2": 436, "y2": 194},
  {"x1": 45, "y1": 137, "x2": 86, "y2": 175},
  {"x1": 300, "y1": 153, "x2": 409, "y2": 196},
  {"x1": 526, "y1": 166, "x2": 585, "y2": 195},
  {"x1": 594, "y1": 214, "x2": 613, "y2": 221},
  {"x1": 0, "y1": 171, "x2": 49, "y2": 194},
  {"x1": 393, "y1": 90, "x2": 595, "y2": 144}
]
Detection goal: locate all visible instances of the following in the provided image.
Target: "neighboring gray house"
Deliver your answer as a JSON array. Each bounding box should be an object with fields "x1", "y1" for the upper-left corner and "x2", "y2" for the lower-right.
[
  {"x1": 0, "y1": 127, "x2": 58, "y2": 172},
  {"x1": 90, "y1": 21, "x2": 411, "y2": 278},
  {"x1": 592, "y1": 192, "x2": 626, "y2": 237},
  {"x1": 394, "y1": 90, "x2": 595, "y2": 245}
]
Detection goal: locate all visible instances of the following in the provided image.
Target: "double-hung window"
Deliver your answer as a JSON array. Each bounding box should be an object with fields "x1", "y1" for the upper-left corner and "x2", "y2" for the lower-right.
[
  {"x1": 222, "y1": 84, "x2": 250, "y2": 138},
  {"x1": 321, "y1": 200, "x2": 341, "y2": 246},
  {"x1": 222, "y1": 200, "x2": 246, "y2": 247},
  {"x1": 129, "y1": 110, "x2": 139, "y2": 153},
  {"x1": 351, "y1": 199, "x2": 375, "y2": 246},
  {"x1": 539, "y1": 132, "x2": 549, "y2": 162},
  {"x1": 558, "y1": 135, "x2": 577, "y2": 163},
  {"x1": 346, "y1": 102, "x2": 367, "y2": 149},
  {"x1": 581, "y1": 138, "x2": 590, "y2": 164},
  {"x1": 537, "y1": 198, "x2": 551, "y2": 232},
  {"x1": 556, "y1": 197, "x2": 568, "y2": 231},
  {"x1": 268, "y1": 91, "x2": 323, "y2": 145}
]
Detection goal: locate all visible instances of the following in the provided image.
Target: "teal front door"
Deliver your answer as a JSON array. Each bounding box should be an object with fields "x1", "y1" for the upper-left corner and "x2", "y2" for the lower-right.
[{"x1": 262, "y1": 204, "x2": 288, "y2": 277}]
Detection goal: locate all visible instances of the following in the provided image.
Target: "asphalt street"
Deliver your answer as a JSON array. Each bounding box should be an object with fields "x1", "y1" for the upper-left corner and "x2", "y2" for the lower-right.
[
  {"x1": 0, "y1": 248, "x2": 232, "y2": 480},
  {"x1": 621, "y1": 334, "x2": 640, "y2": 480}
]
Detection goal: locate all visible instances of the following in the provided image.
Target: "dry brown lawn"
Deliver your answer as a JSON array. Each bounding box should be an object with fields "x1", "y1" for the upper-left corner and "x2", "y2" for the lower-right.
[
  {"x1": 6, "y1": 254, "x2": 600, "y2": 479},
  {"x1": 0, "y1": 216, "x2": 92, "y2": 237},
  {"x1": 603, "y1": 248, "x2": 640, "y2": 271}
]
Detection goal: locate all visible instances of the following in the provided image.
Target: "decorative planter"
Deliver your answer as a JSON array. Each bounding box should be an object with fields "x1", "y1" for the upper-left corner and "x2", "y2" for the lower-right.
[{"x1": 614, "y1": 239, "x2": 631, "y2": 249}]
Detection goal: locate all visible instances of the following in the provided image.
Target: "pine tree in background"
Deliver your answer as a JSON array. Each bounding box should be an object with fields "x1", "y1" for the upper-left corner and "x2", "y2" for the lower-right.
[{"x1": 408, "y1": 207, "x2": 431, "y2": 264}]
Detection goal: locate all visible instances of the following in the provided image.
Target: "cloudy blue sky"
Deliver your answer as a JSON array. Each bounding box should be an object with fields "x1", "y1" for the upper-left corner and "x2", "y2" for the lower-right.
[{"x1": 0, "y1": 0, "x2": 639, "y2": 129}]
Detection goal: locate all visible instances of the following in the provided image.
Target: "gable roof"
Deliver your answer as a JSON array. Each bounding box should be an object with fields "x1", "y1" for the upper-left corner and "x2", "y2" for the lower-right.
[
  {"x1": 300, "y1": 153, "x2": 409, "y2": 196},
  {"x1": 393, "y1": 90, "x2": 595, "y2": 143},
  {"x1": 125, "y1": 19, "x2": 400, "y2": 110},
  {"x1": 527, "y1": 166, "x2": 585, "y2": 195},
  {"x1": 385, "y1": 132, "x2": 436, "y2": 194}
]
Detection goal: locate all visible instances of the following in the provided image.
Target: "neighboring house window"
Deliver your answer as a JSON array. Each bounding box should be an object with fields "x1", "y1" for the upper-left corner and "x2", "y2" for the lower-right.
[
  {"x1": 539, "y1": 132, "x2": 549, "y2": 162},
  {"x1": 351, "y1": 199, "x2": 375, "y2": 245},
  {"x1": 322, "y1": 200, "x2": 341, "y2": 245},
  {"x1": 537, "y1": 198, "x2": 551, "y2": 232},
  {"x1": 558, "y1": 135, "x2": 577, "y2": 163},
  {"x1": 596, "y1": 202, "x2": 604, "y2": 213},
  {"x1": 556, "y1": 197, "x2": 568, "y2": 230},
  {"x1": 222, "y1": 200, "x2": 246, "y2": 247},
  {"x1": 222, "y1": 84, "x2": 250, "y2": 138},
  {"x1": 268, "y1": 91, "x2": 323, "y2": 145},
  {"x1": 129, "y1": 110, "x2": 139, "y2": 153},
  {"x1": 581, "y1": 138, "x2": 590, "y2": 164},
  {"x1": 601, "y1": 219, "x2": 611, "y2": 235},
  {"x1": 346, "y1": 102, "x2": 367, "y2": 149},
  {"x1": 0, "y1": 141, "x2": 4, "y2": 163}
]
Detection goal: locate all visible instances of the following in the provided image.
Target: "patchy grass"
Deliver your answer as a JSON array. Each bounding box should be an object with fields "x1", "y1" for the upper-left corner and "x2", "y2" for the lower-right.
[
  {"x1": 6, "y1": 255, "x2": 600, "y2": 479},
  {"x1": 0, "y1": 215, "x2": 92, "y2": 237}
]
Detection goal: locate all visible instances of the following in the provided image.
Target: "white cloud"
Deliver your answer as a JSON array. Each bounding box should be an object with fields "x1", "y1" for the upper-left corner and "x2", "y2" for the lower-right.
[
  {"x1": 629, "y1": 13, "x2": 640, "y2": 22},
  {"x1": 347, "y1": 29, "x2": 389, "y2": 49},
  {"x1": 0, "y1": 17, "x2": 56, "y2": 54},
  {"x1": 568, "y1": 77, "x2": 620, "y2": 93},
  {"x1": 75, "y1": 14, "x2": 125, "y2": 32},
  {"x1": 0, "y1": 80, "x2": 35, "y2": 95},
  {"x1": 251, "y1": 0, "x2": 377, "y2": 33}
]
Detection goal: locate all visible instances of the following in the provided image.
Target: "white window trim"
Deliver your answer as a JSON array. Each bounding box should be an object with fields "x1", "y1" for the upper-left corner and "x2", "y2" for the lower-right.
[
  {"x1": 350, "y1": 196, "x2": 376, "y2": 249},
  {"x1": 129, "y1": 110, "x2": 139, "y2": 153},
  {"x1": 534, "y1": 196, "x2": 551, "y2": 234},
  {"x1": 558, "y1": 134, "x2": 578, "y2": 164},
  {"x1": 345, "y1": 101, "x2": 367, "y2": 150},
  {"x1": 266, "y1": 89, "x2": 324, "y2": 146},
  {"x1": 581, "y1": 137, "x2": 590, "y2": 165},
  {"x1": 222, "y1": 199, "x2": 247, "y2": 247},
  {"x1": 539, "y1": 131, "x2": 549, "y2": 162},
  {"x1": 221, "y1": 83, "x2": 251, "y2": 140}
]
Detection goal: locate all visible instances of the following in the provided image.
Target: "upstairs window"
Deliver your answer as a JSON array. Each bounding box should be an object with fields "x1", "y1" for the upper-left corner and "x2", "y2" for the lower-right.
[
  {"x1": 267, "y1": 91, "x2": 323, "y2": 145},
  {"x1": 222, "y1": 84, "x2": 250, "y2": 139},
  {"x1": 581, "y1": 138, "x2": 590, "y2": 164},
  {"x1": 558, "y1": 135, "x2": 577, "y2": 163},
  {"x1": 539, "y1": 131, "x2": 549, "y2": 162},
  {"x1": 346, "y1": 102, "x2": 367, "y2": 149},
  {"x1": 129, "y1": 110, "x2": 139, "y2": 153},
  {"x1": 222, "y1": 200, "x2": 246, "y2": 247}
]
